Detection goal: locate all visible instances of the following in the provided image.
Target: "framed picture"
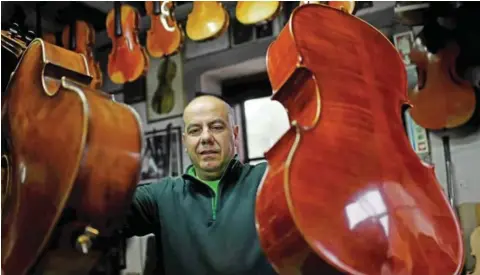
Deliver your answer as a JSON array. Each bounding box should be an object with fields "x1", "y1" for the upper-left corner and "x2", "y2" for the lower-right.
[
  {"x1": 140, "y1": 125, "x2": 184, "y2": 184},
  {"x1": 393, "y1": 30, "x2": 415, "y2": 66},
  {"x1": 146, "y1": 52, "x2": 187, "y2": 123}
]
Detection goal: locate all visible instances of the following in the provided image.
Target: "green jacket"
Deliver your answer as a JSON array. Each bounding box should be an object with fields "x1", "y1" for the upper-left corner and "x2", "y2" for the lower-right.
[{"x1": 124, "y1": 157, "x2": 277, "y2": 275}]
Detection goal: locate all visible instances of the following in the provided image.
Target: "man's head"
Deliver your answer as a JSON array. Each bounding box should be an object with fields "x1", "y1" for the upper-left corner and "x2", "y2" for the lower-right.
[{"x1": 182, "y1": 95, "x2": 238, "y2": 180}]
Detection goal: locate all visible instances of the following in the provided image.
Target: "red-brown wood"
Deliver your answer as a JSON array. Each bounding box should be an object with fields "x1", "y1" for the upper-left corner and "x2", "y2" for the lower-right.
[
  {"x1": 1, "y1": 38, "x2": 143, "y2": 275},
  {"x1": 62, "y1": 20, "x2": 104, "y2": 89},
  {"x1": 145, "y1": 1, "x2": 184, "y2": 58},
  {"x1": 255, "y1": 4, "x2": 465, "y2": 275},
  {"x1": 106, "y1": 3, "x2": 149, "y2": 84}
]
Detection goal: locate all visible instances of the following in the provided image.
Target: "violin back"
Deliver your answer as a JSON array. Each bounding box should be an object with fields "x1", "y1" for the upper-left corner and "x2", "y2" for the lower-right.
[
  {"x1": 255, "y1": 4, "x2": 464, "y2": 275},
  {"x1": 235, "y1": 1, "x2": 282, "y2": 25},
  {"x1": 408, "y1": 42, "x2": 477, "y2": 130},
  {"x1": 1, "y1": 38, "x2": 142, "y2": 275},
  {"x1": 186, "y1": 1, "x2": 229, "y2": 41}
]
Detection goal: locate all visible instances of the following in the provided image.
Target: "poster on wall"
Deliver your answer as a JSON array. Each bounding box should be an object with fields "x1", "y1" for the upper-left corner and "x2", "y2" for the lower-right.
[
  {"x1": 140, "y1": 125, "x2": 184, "y2": 184},
  {"x1": 146, "y1": 53, "x2": 186, "y2": 123}
]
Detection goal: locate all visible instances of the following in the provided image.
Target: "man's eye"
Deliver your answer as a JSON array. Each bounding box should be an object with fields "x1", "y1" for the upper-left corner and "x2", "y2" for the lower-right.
[
  {"x1": 211, "y1": 125, "x2": 224, "y2": 131},
  {"x1": 189, "y1": 128, "x2": 200, "y2": 135}
]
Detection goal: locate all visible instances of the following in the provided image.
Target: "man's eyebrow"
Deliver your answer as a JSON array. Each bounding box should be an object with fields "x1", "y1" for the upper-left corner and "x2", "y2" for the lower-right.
[
  {"x1": 186, "y1": 123, "x2": 200, "y2": 131},
  {"x1": 208, "y1": 119, "x2": 226, "y2": 125}
]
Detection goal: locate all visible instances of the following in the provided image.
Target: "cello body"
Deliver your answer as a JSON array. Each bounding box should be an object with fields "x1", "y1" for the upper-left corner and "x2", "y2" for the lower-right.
[
  {"x1": 1, "y1": 37, "x2": 143, "y2": 275},
  {"x1": 255, "y1": 4, "x2": 464, "y2": 275}
]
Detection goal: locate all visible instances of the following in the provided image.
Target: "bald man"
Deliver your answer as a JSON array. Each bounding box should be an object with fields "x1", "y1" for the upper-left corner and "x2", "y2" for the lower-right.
[{"x1": 124, "y1": 95, "x2": 276, "y2": 275}]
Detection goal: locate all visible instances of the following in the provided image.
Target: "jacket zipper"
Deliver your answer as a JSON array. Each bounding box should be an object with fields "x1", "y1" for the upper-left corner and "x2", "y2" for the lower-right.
[{"x1": 211, "y1": 192, "x2": 217, "y2": 221}]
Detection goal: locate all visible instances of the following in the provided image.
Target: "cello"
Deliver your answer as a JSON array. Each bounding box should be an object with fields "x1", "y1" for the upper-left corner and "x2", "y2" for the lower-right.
[
  {"x1": 255, "y1": 3, "x2": 464, "y2": 275},
  {"x1": 1, "y1": 34, "x2": 143, "y2": 274}
]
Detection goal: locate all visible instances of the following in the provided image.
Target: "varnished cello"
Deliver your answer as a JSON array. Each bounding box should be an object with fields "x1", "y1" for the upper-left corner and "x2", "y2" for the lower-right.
[
  {"x1": 1, "y1": 32, "x2": 143, "y2": 274},
  {"x1": 255, "y1": 3, "x2": 464, "y2": 275}
]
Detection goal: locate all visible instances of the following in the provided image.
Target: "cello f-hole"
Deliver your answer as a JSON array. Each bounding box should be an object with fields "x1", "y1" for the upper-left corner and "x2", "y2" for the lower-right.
[{"x1": 272, "y1": 66, "x2": 321, "y2": 131}]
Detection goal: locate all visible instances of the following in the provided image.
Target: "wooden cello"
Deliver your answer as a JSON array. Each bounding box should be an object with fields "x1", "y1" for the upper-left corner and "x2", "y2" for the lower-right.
[
  {"x1": 1, "y1": 35, "x2": 143, "y2": 274},
  {"x1": 255, "y1": 4, "x2": 464, "y2": 275}
]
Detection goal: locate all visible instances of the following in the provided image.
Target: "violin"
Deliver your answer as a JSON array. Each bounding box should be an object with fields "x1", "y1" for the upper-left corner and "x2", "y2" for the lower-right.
[
  {"x1": 186, "y1": 1, "x2": 230, "y2": 41},
  {"x1": 255, "y1": 4, "x2": 464, "y2": 275},
  {"x1": 62, "y1": 20, "x2": 104, "y2": 89},
  {"x1": 145, "y1": 1, "x2": 184, "y2": 58},
  {"x1": 1, "y1": 35, "x2": 142, "y2": 274},
  {"x1": 408, "y1": 36, "x2": 478, "y2": 131},
  {"x1": 235, "y1": 1, "x2": 282, "y2": 25},
  {"x1": 151, "y1": 55, "x2": 176, "y2": 114},
  {"x1": 470, "y1": 226, "x2": 480, "y2": 275},
  {"x1": 106, "y1": 2, "x2": 149, "y2": 84}
]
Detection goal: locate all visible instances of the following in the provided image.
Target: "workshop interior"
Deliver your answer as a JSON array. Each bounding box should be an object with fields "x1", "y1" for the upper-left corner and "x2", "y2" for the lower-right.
[{"x1": 1, "y1": 1, "x2": 480, "y2": 275}]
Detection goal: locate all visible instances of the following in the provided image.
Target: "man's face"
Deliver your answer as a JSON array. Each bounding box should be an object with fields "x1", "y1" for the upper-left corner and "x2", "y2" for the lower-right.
[{"x1": 183, "y1": 98, "x2": 238, "y2": 177}]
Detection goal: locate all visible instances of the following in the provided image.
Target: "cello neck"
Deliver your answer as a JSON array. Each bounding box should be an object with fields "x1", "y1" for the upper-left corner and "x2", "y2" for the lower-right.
[{"x1": 114, "y1": 2, "x2": 123, "y2": 37}]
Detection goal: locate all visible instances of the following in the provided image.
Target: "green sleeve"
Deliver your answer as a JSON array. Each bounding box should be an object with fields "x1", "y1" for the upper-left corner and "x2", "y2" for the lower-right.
[{"x1": 123, "y1": 183, "x2": 161, "y2": 237}]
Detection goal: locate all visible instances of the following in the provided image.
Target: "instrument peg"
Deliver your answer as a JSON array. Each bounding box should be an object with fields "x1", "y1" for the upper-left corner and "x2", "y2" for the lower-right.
[{"x1": 75, "y1": 225, "x2": 99, "y2": 254}]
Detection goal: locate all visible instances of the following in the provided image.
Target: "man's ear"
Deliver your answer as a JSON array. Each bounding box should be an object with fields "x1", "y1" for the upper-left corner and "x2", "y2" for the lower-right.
[{"x1": 233, "y1": 125, "x2": 239, "y2": 145}]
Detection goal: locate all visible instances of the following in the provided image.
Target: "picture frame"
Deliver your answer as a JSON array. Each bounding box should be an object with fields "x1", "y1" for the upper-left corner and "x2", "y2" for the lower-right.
[
  {"x1": 140, "y1": 125, "x2": 184, "y2": 184},
  {"x1": 146, "y1": 52, "x2": 187, "y2": 123},
  {"x1": 393, "y1": 30, "x2": 415, "y2": 66}
]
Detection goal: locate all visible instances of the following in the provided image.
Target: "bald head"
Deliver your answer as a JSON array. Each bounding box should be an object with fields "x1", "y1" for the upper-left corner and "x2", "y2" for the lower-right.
[
  {"x1": 183, "y1": 95, "x2": 235, "y2": 128},
  {"x1": 182, "y1": 95, "x2": 239, "y2": 180}
]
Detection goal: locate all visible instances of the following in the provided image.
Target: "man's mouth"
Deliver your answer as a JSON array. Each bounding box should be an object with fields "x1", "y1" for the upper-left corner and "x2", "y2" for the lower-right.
[{"x1": 199, "y1": 150, "x2": 219, "y2": 155}]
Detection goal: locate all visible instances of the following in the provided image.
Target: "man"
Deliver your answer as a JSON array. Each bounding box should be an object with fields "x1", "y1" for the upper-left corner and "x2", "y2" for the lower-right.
[{"x1": 124, "y1": 95, "x2": 276, "y2": 275}]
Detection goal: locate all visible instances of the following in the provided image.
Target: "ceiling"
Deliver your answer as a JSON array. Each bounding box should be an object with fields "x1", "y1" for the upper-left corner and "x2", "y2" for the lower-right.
[{"x1": 2, "y1": 1, "x2": 393, "y2": 50}]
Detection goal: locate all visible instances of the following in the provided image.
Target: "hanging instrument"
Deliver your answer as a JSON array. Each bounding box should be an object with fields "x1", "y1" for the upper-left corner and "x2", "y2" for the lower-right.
[
  {"x1": 408, "y1": 37, "x2": 478, "y2": 131},
  {"x1": 235, "y1": 1, "x2": 282, "y2": 25},
  {"x1": 186, "y1": 1, "x2": 230, "y2": 42},
  {"x1": 1, "y1": 34, "x2": 143, "y2": 274},
  {"x1": 255, "y1": 3, "x2": 464, "y2": 275},
  {"x1": 106, "y1": 2, "x2": 149, "y2": 84},
  {"x1": 62, "y1": 20, "x2": 104, "y2": 89},
  {"x1": 469, "y1": 226, "x2": 480, "y2": 275},
  {"x1": 145, "y1": 1, "x2": 184, "y2": 58}
]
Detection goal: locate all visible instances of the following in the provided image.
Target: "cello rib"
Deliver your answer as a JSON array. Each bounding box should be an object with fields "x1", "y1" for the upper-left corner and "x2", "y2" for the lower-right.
[{"x1": 255, "y1": 4, "x2": 464, "y2": 275}]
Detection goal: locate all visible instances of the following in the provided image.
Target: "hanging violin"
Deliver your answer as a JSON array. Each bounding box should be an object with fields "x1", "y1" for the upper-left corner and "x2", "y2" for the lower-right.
[
  {"x1": 255, "y1": 3, "x2": 464, "y2": 275},
  {"x1": 408, "y1": 35, "x2": 478, "y2": 131},
  {"x1": 186, "y1": 1, "x2": 230, "y2": 42},
  {"x1": 62, "y1": 20, "x2": 104, "y2": 89},
  {"x1": 106, "y1": 2, "x2": 149, "y2": 84},
  {"x1": 145, "y1": 1, "x2": 184, "y2": 58}
]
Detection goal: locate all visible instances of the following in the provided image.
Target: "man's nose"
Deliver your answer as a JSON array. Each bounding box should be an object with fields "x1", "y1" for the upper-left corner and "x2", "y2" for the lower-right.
[{"x1": 199, "y1": 128, "x2": 214, "y2": 144}]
